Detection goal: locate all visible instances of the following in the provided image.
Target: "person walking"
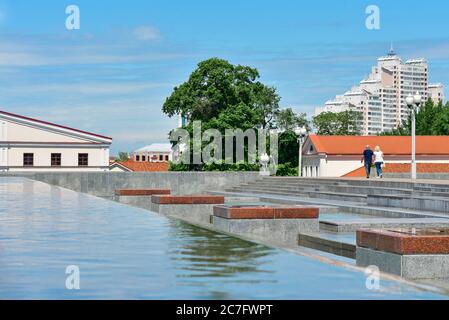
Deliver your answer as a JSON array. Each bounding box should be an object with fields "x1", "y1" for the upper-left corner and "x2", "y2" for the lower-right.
[
  {"x1": 374, "y1": 146, "x2": 384, "y2": 178},
  {"x1": 361, "y1": 145, "x2": 374, "y2": 179}
]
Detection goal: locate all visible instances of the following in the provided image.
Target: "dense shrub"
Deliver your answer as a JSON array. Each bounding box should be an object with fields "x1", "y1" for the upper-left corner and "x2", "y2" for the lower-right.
[{"x1": 275, "y1": 163, "x2": 298, "y2": 176}]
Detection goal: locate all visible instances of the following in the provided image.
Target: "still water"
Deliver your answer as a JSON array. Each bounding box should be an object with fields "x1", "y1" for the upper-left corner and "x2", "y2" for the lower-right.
[{"x1": 0, "y1": 177, "x2": 446, "y2": 299}]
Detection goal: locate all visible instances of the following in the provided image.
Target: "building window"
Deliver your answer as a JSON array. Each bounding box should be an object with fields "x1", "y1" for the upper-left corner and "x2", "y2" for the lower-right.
[
  {"x1": 136, "y1": 155, "x2": 140, "y2": 161},
  {"x1": 23, "y1": 153, "x2": 34, "y2": 166},
  {"x1": 159, "y1": 154, "x2": 163, "y2": 161},
  {"x1": 142, "y1": 155, "x2": 146, "y2": 162},
  {"x1": 51, "y1": 153, "x2": 61, "y2": 166},
  {"x1": 78, "y1": 153, "x2": 88, "y2": 166},
  {"x1": 165, "y1": 155, "x2": 169, "y2": 161}
]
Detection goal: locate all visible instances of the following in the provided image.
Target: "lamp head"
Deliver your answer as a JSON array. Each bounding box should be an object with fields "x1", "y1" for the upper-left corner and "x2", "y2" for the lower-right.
[
  {"x1": 413, "y1": 91, "x2": 422, "y2": 105},
  {"x1": 294, "y1": 127, "x2": 307, "y2": 137},
  {"x1": 406, "y1": 94, "x2": 414, "y2": 107},
  {"x1": 259, "y1": 153, "x2": 270, "y2": 164}
]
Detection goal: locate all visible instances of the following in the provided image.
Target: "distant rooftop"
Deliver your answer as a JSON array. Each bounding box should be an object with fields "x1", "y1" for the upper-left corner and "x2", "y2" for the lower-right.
[{"x1": 134, "y1": 143, "x2": 172, "y2": 153}]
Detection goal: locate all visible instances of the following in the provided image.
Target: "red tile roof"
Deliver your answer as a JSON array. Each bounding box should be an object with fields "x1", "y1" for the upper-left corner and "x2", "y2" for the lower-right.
[
  {"x1": 308, "y1": 135, "x2": 449, "y2": 155},
  {"x1": 113, "y1": 160, "x2": 169, "y2": 172},
  {"x1": 344, "y1": 163, "x2": 449, "y2": 177}
]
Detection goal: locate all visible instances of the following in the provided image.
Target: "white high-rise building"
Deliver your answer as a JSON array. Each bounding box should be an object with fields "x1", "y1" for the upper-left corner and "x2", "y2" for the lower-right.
[
  {"x1": 315, "y1": 47, "x2": 445, "y2": 135},
  {"x1": 428, "y1": 83, "x2": 445, "y2": 104}
]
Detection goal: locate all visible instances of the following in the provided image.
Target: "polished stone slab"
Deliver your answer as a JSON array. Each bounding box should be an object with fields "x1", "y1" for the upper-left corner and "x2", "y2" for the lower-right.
[
  {"x1": 357, "y1": 228, "x2": 449, "y2": 255},
  {"x1": 151, "y1": 195, "x2": 225, "y2": 205},
  {"x1": 213, "y1": 205, "x2": 319, "y2": 220},
  {"x1": 321, "y1": 218, "x2": 449, "y2": 233},
  {"x1": 115, "y1": 188, "x2": 171, "y2": 196}
]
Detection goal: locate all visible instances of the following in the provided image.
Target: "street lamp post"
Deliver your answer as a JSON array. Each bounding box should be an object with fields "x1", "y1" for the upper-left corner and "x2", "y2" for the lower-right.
[
  {"x1": 294, "y1": 127, "x2": 308, "y2": 177},
  {"x1": 406, "y1": 92, "x2": 422, "y2": 180}
]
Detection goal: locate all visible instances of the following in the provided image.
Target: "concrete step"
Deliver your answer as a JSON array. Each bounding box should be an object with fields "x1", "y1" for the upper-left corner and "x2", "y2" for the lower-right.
[
  {"x1": 414, "y1": 186, "x2": 449, "y2": 193},
  {"x1": 411, "y1": 190, "x2": 449, "y2": 198},
  {"x1": 321, "y1": 184, "x2": 412, "y2": 196},
  {"x1": 227, "y1": 186, "x2": 310, "y2": 198},
  {"x1": 262, "y1": 177, "x2": 449, "y2": 191},
  {"x1": 367, "y1": 194, "x2": 449, "y2": 214},
  {"x1": 298, "y1": 233, "x2": 356, "y2": 259},
  {"x1": 308, "y1": 191, "x2": 367, "y2": 203},
  {"x1": 228, "y1": 186, "x2": 367, "y2": 204},
  {"x1": 320, "y1": 218, "x2": 449, "y2": 232},
  {"x1": 235, "y1": 183, "x2": 320, "y2": 191},
  {"x1": 210, "y1": 190, "x2": 449, "y2": 220},
  {"x1": 244, "y1": 181, "x2": 449, "y2": 200}
]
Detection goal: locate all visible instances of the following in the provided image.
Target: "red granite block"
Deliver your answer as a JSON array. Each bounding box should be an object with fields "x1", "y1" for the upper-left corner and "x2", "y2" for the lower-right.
[
  {"x1": 274, "y1": 207, "x2": 319, "y2": 219},
  {"x1": 213, "y1": 205, "x2": 320, "y2": 220},
  {"x1": 115, "y1": 189, "x2": 170, "y2": 196},
  {"x1": 357, "y1": 228, "x2": 449, "y2": 255},
  {"x1": 151, "y1": 195, "x2": 224, "y2": 205},
  {"x1": 217, "y1": 207, "x2": 276, "y2": 219},
  {"x1": 192, "y1": 196, "x2": 225, "y2": 204}
]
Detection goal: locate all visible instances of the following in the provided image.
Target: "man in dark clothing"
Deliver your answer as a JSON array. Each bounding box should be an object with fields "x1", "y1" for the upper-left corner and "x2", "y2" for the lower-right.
[{"x1": 361, "y1": 145, "x2": 374, "y2": 179}]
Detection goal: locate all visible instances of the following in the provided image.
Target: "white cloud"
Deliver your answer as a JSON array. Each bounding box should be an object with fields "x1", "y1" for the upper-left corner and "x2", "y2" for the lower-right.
[
  {"x1": 0, "y1": 81, "x2": 173, "y2": 95},
  {"x1": 132, "y1": 25, "x2": 162, "y2": 41},
  {"x1": 112, "y1": 130, "x2": 171, "y2": 143},
  {"x1": 412, "y1": 43, "x2": 449, "y2": 60},
  {"x1": 0, "y1": 32, "x2": 194, "y2": 67}
]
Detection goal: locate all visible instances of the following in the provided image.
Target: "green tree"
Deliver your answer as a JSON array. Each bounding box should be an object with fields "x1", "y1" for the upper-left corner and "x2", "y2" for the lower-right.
[
  {"x1": 312, "y1": 110, "x2": 362, "y2": 135},
  {"x1": 431, "y1": 102, "x2": 449, "y2": 135},
  {"x1": 381, "y1": 99, "x2": 449, "y2": 136},
  {"x1": 416, "y1": 99, "x2": 440, "y2": 135},
  {"x1": 277, "y1": 130, "x2": 299, "y2": 166},
  {"x1": 253, "y1": 84, "x2": 281, "y2": 129},
  {"x1": 117, "y1": 152, "x2": 130, "y2": 161},
  {"x1": 275, "y1": 108, "x2": 310, "y2": 131},
  {"x1": 163, "y1": 58, "x2": 283, "y2": 171},
  {"x1": 162, "y1": 58, "x2": 279, "y2": 128}
]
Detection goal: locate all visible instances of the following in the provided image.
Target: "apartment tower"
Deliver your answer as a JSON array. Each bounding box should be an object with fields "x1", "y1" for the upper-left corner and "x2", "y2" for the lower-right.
[{"x1": 315, "y1": 47, "x2": 445, "y2": 135}]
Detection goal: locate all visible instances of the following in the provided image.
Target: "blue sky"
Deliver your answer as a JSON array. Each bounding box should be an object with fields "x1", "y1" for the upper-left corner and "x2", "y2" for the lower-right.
[{"x1": 1, "y1": 0, "x2": 449, "y2": 153}]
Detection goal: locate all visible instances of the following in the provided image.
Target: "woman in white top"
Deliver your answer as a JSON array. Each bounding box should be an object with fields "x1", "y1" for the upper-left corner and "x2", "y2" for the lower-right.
[{"x1": 374, "y1": 146, "x2": 384, "y2": 178}]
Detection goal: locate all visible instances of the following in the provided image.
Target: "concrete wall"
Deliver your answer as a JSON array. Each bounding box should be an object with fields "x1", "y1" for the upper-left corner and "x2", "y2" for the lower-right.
[{"x1": 7, "y1": 171, "x2": 260, "y2": 198}]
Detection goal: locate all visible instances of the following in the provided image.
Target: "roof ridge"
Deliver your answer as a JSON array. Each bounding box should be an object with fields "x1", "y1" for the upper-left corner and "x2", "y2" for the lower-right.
[{"x1": 0, "y1": 110, "x2": 112, "y2": 141}]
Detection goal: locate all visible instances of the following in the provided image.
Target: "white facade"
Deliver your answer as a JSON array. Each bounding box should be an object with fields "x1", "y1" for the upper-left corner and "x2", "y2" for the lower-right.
[
  {"x1": 132, "y1": 143, "x2": 173, "y2": 162},
  {"x1": 0, "y1": 110, "x2": 112, "y2": 172},
  {"x1": 302, "y1": 135, "x2": 449, "y2": 178},
  {"x1": 315, "y1": 48, "x2": 445, "y2": 135},
  {"x1": 428, "y1": 83, "x2": 445, "y2": 104}
]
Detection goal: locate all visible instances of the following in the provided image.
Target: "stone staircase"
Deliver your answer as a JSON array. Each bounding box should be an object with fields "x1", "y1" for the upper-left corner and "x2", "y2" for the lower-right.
[{"x1": 226, "y1": 177, "x2": 449, "y2": 214}]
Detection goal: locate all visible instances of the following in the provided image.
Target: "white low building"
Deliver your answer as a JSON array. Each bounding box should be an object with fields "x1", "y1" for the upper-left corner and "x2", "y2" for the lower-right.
[
  {"x1": 302, "y1": 135, "x2": 449, "y2": 177},
  {"x1": 132, "y1": 143, "x2": 173, "y2": 162},
  {"x1": 0, "y1": 110, "x2": 112, "y2": 172}
]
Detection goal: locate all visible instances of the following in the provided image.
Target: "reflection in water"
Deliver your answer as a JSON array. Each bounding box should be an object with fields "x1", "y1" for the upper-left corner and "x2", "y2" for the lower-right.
[
  {"x1": 168, "y1": 222, "x2": 274, "y2": 278},
  {"x1": 0, "y1": 177, "x2": 446, "y2": 300}
]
